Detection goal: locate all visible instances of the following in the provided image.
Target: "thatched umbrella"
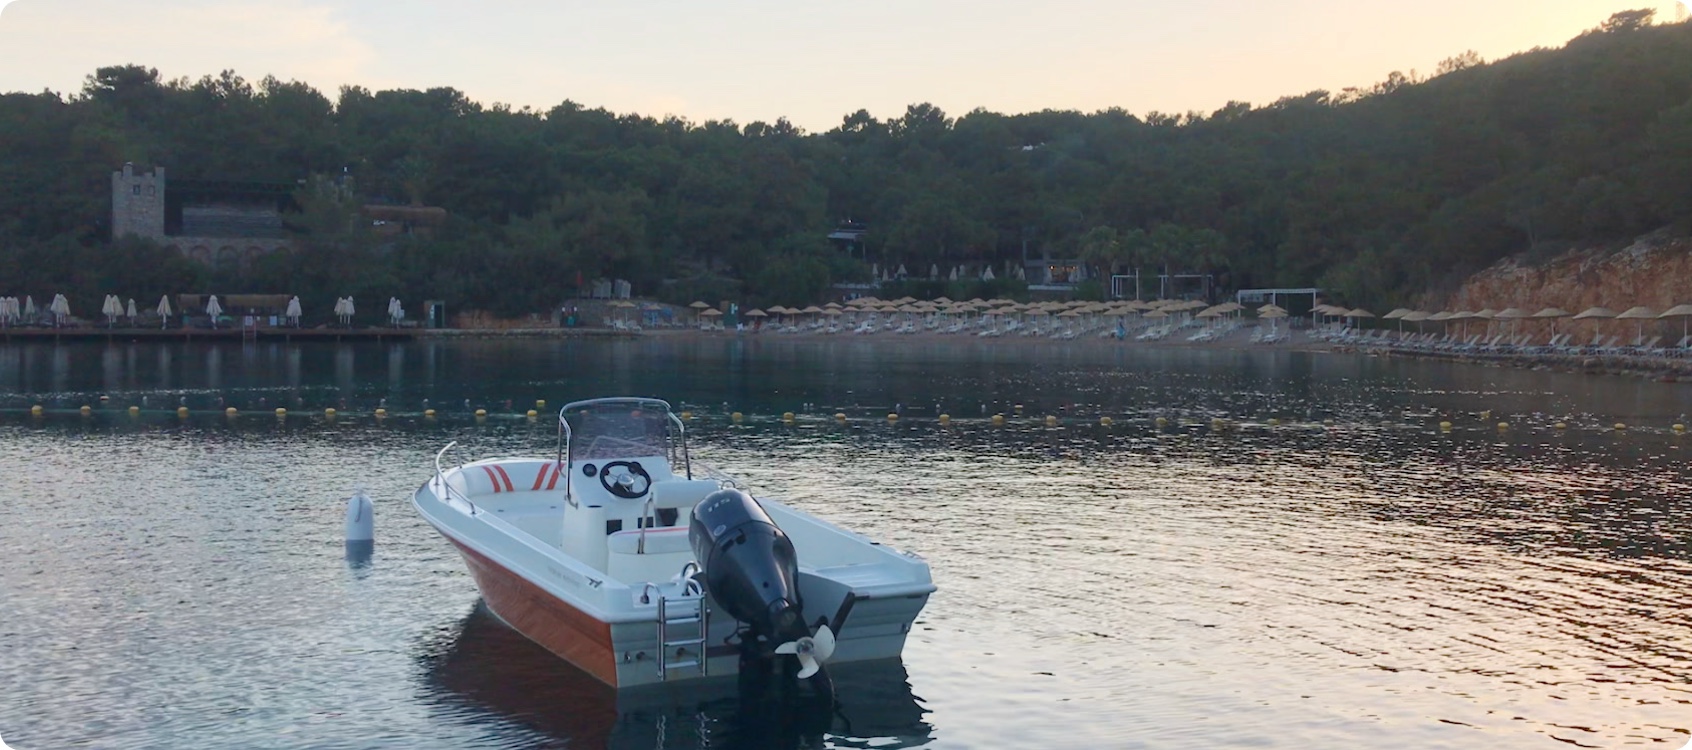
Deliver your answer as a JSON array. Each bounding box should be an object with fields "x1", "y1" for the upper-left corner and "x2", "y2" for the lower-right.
[
  {"x1": 1616, "y1": 306, "x2": 1658, "y2": 345},
  {"x1": 1530, "y1": 307, "x2": 1571, "y2": 341},
  {"x1": 1659, "y1": 304, "x2": 1692, "y2": 344}
]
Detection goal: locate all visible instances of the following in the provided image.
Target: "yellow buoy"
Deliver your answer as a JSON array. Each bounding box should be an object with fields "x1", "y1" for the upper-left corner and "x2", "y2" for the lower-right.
[
  {"x1": 79, "y1": 405, "x2": 92, "y2": 415},
  {"x1": 31, "y1": 404, "x2": 43, "y2": 416},
  {"x1": 991, "y1": 414, "x2": 1005, "y2": 425},
  {"x1": 1155, "y1": 417, "x2": 1168, "y2": 427},
  {"x1": 939, "y1": 414, "x2": 951, "y2": 424},
  {"x1": 1554, "y1": 422, "x2": 1567, "y2": 430},
  {"x1": 731, "y1": 411, "x2": 743, "y2": 422},
  {"x1": 424, "y1": 409, "x2": 436, "y2": 418},
  {"x1": 276, "y1": 408, "x2": 287, "y2": 417},
  {"x1": 525, "y1": 409, "x2": 537, "y2": 418},
  {"x1": 1100, "y1": 416, "x2": 1113, "y2": 426},
  {"x1": 1211, "y1": 418, "x2": 1225, "y2": 430},
  {"x1": 1267, "y1": 418, "x2": 1279, "y2": 426},
  {"x1": 1675, "y1": 424, "x2": 1686, "y2": 433},
  {"x1": 225, "y1": 407, "x2": 238, "y2": 417},
  {"x1": 680, "y1": 411, "x2": 693, "y2": 421},
  {"x1": 536, "y1": 399, "x2": 546, "y2": 410},
  {"x1": 887, "y1": 413, "x2": 899, "y2": 421},
  {"x1": 127, "y1": 406, "x2": 139, "y2": 416},
  {"x1": 1497, "y1": 421, "x2": 1509, "y2": 430},
  {"x1": 834, "y1": 412, "x2": 846, "y2": 421},
  {"x1": 1480, "y1": 410, "x2": 1492, "y2": 420},
  {"x1": 1614, "y1": 422, "x2": 1627, "y2": 431},
  {"x1": 475, "y1": 408, "x2": 488, "y2": 418},
  {"x1": 325, "y1": 408, "x2": 337, "y2": 418},
  {"x1": 1439, "y1": 421, "x2": 1453, "y2": 431},
  {"x1": 782, "y1": 411, "x2": 795, "y2": 422},
  {"x1": 1045, "y1": 415, "x2": 1058, "y2": 427},
  {"x1": 1014, "y1": 404, "x2": 1024, "y2": 415},
  {"x1": 376, "y1": 408, "x2": 389, "y2": 418},
  {"x1": 177, "y1": 406, "x2": 189, "y2": 418}
]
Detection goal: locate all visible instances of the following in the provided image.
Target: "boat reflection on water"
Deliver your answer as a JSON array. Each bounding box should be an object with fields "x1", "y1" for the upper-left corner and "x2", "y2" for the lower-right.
[{"x1": 418, "y1": 604, "x2": 934, "y2": 750}]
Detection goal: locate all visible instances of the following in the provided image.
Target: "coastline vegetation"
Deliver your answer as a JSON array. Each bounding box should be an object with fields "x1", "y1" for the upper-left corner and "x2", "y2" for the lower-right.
[{"x1": 0, "y1": 11, "x2": 1688, "y2": 320}]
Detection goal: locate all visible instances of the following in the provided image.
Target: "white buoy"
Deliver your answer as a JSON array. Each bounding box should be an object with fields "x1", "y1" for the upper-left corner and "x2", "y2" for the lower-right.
[{"x1": 345, "y1": 491, "x2": 374, "y2": 565}]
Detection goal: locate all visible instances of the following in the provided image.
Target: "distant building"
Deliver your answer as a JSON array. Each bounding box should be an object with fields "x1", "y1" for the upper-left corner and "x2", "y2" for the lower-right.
[
  {"x1": 827, "y1": 222, "x2": 868, "y2": 259},
  {"x1": 112, "y1": 164, "x2": 294, "y2": 268}
]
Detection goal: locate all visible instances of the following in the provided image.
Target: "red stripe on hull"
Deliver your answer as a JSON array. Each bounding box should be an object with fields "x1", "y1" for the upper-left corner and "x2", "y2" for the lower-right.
[{"x1": 446, "y1": 538, "x2": 620, "y2": 686}]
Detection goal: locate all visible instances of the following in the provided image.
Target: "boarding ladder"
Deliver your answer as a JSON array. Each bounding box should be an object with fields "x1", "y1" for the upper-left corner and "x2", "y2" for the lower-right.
[{"x1": 654, "y1": 568, "x2": 709, "y2": 681}]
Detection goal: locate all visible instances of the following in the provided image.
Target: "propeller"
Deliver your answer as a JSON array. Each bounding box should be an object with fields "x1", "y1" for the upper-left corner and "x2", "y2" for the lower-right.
[{"x1": 773, "y1": 624, "x2": 836, "y2": 679}]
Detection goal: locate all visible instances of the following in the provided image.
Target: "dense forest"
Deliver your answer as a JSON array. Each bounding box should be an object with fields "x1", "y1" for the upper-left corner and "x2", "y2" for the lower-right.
[{"x1": 1, "y1": 10, "x2": 1690, "y2": 318}]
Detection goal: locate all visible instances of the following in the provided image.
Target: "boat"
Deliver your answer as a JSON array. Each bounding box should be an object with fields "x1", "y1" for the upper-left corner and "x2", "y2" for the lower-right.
[{"x1": 411, "y1": 397, "x2": 935, "y2": 690}]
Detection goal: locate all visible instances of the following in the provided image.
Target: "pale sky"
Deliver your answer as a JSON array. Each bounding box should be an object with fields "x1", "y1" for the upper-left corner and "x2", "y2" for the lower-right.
[{"x1": 0, "y1": 0, "x2": 1684, "y2": 131}]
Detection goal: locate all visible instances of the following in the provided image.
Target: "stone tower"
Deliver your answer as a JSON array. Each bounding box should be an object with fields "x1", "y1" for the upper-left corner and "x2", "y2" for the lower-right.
[{"x1": 111, "y1": 163, "x2": 165, "y2": 240}]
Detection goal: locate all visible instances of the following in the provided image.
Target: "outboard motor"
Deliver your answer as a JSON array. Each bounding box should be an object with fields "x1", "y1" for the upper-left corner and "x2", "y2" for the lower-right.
[{"x1": 691, "y1": 489, "x2": 835, "y2": 697}]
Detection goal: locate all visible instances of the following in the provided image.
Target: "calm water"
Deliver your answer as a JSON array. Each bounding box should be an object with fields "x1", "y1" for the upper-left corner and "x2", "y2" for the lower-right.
[{"x1": 1, "y1": 338, "x2": 1690, "y2": 749}]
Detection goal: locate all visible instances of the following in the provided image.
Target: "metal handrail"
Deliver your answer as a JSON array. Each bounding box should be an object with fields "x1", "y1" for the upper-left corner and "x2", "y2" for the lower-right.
[{"x1": 434, "y1": 441, "x2": 478, "y2": 515}]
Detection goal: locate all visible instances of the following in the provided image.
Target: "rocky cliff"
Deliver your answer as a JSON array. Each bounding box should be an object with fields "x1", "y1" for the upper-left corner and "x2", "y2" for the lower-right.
[{"x1": 1423, "y1": 231, "x2": 1692, "y2": 343}]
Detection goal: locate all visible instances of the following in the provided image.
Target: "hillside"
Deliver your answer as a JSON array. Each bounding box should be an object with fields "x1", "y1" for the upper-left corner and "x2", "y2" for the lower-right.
[{"x1": 0, "y1": 10, "x2": 1688, "y2": 316}]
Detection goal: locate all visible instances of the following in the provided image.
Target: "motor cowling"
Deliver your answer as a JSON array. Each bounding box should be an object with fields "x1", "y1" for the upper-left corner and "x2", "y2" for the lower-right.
[{"x1": 689, "y1": 489, "x2": 809, "y2": 646}]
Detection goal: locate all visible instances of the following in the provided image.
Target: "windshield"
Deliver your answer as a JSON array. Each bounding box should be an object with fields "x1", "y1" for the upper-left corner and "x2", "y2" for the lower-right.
[{"x1": 564, "y1": 399, "x2": 678, "y2": 462}]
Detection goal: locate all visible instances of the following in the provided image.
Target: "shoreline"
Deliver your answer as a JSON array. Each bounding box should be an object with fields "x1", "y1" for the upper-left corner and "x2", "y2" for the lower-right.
[{"x1": 5, "y1": 323, "x2": 1688, "y2": 383}]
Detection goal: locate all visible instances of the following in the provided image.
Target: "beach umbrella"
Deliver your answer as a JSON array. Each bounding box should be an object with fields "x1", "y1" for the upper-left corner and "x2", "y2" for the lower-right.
[
  {"x1": 982, "y1": 266, "x2": 995, "y2": 281},
  {"x1": 1572, "y1": 306, "x2": 1616, "y2": 320},
  {"x1": 206, "y1": 295, "x2": 223, "y2": 328},
  {"x1": 1532, "y1": 306, "x2": 1571, "y2": 339},
  {"x1": 101, "y1": 295, "x2": 118, "y2": 327},
  {"x1": 930, "y1": 264, "x2": 939, "y2": 280},
  {"x1": 344, "y1": 296, "x2": 356, "y2": 326},
  {"x1": 1343, "y1": 308, "x2": 1374, "y2": 329},
  {"x1": 23, "y1": 296, "x2": 36, "y2": 321},
  {"x1": 1616, "y1": 306, "x2": 1658, "y2": 344},
  {"x1": 744, "y1": 309, "x2": 767, "y2": 318},
  {"x1": 51, "y1": 294, "x2": 71, "y2": 326},
  {"x1": 700, "y1": 308, "x2": 723, "y2": 317},
  {"x1": 689, "y1": 301, "x2": 710, "y2": 310},
  {"x1": 157, "y1": 295, "x2": 172, "y2": 328},
  {"x1": 1658, "y1": 304, "x2": 1692, "y2": 342},
  {"x1": 126, "y1": 298, "x2": 137, "y2": 322},
  {"x1": 285, "y1": 296, "x2": 302, "y2": 326},
  {"x1": 1383, "y1": 308, "x2": 1412, "y2": 320}
]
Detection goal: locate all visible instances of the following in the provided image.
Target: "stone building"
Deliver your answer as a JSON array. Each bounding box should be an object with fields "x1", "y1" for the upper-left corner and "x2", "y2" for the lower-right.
[{"x1": 112, "y1": 164, "x2": 293, "y2": 268}]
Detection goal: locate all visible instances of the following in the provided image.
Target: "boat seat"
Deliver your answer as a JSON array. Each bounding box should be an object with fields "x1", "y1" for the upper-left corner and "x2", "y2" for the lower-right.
[
  {"x1": 650, "y1": 479, "x2": 724, "y2": 510},
  {"x1": 607, "y1": 526, "x2": 692, "y2": 556},
  {"x1": 605, "y1": 527, "x2": 696, "y2": 584},
  {"x1": 455, "y1": 461, "x2": 564, "y2": 498}
]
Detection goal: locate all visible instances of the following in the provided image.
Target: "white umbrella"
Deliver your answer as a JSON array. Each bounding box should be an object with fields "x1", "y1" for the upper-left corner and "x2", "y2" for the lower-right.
[
  {"x1": 285, "y1": 296, "x2": 302, "y2": 326},
  {"x1": 157, "y1": 295, "x2": 173, "y2": 329},
  {"x1": 51, "y1": 294, "x2": 70, "y2": 326},
  {"x1": 23, "y1": 295, "x2": 36, "y2": 320},
  {"x1": 982, "y1": 266, "x2": 995, "y2": 281},
  {"x1": 126, "y1": 298, "x2": 137, "y2": 322},
  {"x1": 102, "y1": 295, "x2": 119, "y2": 327},
  {"x1": 206, "y1": 295, "x2": 222, "y2": 328}
]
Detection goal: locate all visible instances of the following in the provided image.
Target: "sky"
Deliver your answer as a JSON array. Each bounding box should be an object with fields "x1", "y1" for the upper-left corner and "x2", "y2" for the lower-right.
[{"x1": 0, "y1": 0, "x2": 1686, "y2": 131}]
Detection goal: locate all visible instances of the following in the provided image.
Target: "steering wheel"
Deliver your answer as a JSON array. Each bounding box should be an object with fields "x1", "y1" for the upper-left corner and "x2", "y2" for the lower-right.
[{"x1": 599, "y1": 460, "x2": 652, "y2": 499}]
